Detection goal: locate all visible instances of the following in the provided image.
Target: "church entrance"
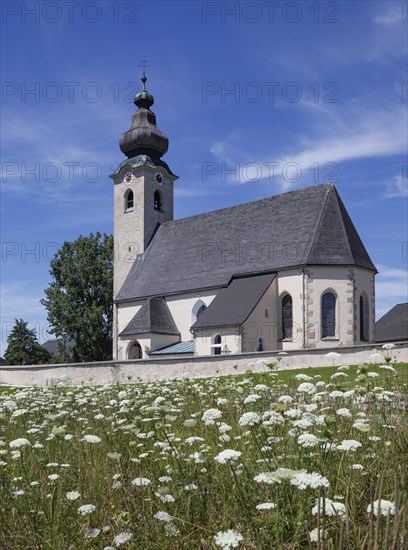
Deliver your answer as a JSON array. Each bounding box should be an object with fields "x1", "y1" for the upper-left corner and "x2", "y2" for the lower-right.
[{"x1": 128, "y1": 341, "x2": 142, "y2": 359}]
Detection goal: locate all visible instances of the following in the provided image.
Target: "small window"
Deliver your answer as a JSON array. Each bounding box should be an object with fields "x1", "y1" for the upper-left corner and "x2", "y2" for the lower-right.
[
  {"x1": 322, "y1": 291, "x2": 336, "y2": 338},
  {"x1": 257, "y1": 337, "x2": 265, "y2": 351},
  {"x1": 282, "y1": 294, "x2": 293, "y2": 339},
  {"x1": 124, "y1": 189, "x2": 134, "y2": 212},
  {"x1": 212, "y1": 334, "x2": 222, "y2": 355},
  {"x1": 154, "y1": 190, "x2": 162, "y2": 211},
  {"x1": 265, "y1": 308, "x2": 269, "y2": 318}
]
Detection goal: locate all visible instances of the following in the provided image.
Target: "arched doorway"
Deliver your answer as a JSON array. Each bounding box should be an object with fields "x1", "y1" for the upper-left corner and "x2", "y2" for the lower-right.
[{"x1": 128, "y1": 341, "x2": 142, "y2": 359}]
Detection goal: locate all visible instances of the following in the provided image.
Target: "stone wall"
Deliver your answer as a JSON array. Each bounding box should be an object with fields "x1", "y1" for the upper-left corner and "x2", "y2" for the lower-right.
[{"x1": 1, "y1": 342, "x2": 407, "y2": 387}]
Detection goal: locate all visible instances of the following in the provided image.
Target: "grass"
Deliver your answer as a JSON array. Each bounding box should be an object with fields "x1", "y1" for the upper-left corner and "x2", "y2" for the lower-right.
[{"x1": 0, "y1": 362, "x2": 407, "y2": 549}]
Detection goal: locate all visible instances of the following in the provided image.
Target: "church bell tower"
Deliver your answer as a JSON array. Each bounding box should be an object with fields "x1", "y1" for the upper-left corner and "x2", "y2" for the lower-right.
[{"x1": 110, "y1": 73, "x2": 178, "y2": 297}]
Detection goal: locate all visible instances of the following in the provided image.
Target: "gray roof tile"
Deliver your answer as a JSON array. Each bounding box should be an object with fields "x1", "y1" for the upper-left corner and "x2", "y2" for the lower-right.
[
  {"x1": 375, "y1": 303, "x2": 408, "y2": 342},
  {"x1": 116, "y1": 183, "x2": 376, "y2": 302},
  {"x1": 119, "y1": 297, "x2": 179, "y2": 336},
  {"x1": 191, "y1": 273, "x2": 276, "y2": 329}
]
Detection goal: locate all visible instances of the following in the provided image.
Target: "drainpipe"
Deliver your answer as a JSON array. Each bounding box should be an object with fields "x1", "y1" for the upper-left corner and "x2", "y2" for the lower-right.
[
  {"x1": 114, "y1": 303, "x2": 119, "y2": 360},
  {"x1": 301, "y1": 266, "x2": 306, "y2": 349}
]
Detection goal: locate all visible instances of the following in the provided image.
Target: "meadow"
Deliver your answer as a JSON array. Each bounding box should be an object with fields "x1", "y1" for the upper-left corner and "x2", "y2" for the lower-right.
[{"x1": 0, "y1": 358, "x2": 407, "y2": 549}]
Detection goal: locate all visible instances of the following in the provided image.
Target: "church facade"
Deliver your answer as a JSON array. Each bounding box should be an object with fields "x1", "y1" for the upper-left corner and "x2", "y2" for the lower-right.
[{"x1": 111, "y1": 75, "x2": 376, "y2": 360}]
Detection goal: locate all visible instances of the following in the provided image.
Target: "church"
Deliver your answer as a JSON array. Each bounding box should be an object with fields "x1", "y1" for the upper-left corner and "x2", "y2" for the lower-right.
[{"x1": 111, "y1": 75, "x2": 376, "y2": 360}]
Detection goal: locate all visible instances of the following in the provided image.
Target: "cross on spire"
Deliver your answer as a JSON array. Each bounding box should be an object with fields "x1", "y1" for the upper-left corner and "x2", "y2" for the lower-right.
[{"x1": 138, "y1": 56, "x2": 150, "y2": 88}]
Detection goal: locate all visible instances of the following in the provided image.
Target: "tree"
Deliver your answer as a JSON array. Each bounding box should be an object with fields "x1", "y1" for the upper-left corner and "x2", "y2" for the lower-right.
[
  {"x1": 41, "y1": 232, "x2": 113, "y2": 362},
  {"x1": 3, "y1": 319, "x2": 51, "y2": 365}
]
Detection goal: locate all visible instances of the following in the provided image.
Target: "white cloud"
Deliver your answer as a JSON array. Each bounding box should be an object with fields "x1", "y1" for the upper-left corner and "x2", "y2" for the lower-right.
[
  {"x1": 372, "y1": 7, "x2": 403, "y2": 25},
  {"x1": 209, "y1": 103, "x2": 406, "y2": 190},
  {"x1": 384, "y1": 173, "x2": 408, "y2": 198}
]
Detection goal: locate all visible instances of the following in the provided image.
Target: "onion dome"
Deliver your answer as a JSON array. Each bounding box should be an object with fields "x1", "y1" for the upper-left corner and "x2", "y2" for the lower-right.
[{"x1": 119, "y1": 73, "x2": 169, "y2": 159}]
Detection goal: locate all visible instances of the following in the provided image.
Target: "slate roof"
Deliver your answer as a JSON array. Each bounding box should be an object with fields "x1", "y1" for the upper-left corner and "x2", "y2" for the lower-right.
[
  {"x1": 42, "y1": 338, "x2": 75, "y2": 355},
  {"x1": 119, "y1": 297, "x2": 179, "y2": 336},
  {"x1": 375, "y1": 303, "x2": 408, "y2": 342},
  {"x1": 149, "y1": 341, "x2": 194, "y2": 355},
  {"x1": 116, "y1": 183, "x2": 376, "y2": 302},
  {"x1": 191, "y1": 273, "x2": 276, "y2": 329}
]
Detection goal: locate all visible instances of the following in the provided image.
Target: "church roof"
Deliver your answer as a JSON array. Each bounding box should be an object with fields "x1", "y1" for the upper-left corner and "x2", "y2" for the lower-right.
[
  {"x1": 116, "y1": 183, "x2": 376, "y2": 302},
  {"x1": 119, "y1": 297, "x2": 180, "y2": 336},
  {"x1": 191, "y1": 272, "x2": 276, "y2": 330},
  {"x1": 375, "y1": 303, "x2": 408, "y2": 342}
]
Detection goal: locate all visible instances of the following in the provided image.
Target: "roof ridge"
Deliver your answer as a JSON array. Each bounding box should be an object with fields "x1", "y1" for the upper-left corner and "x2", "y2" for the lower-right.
[
  {"x1": 302, "y1": 183, "x2": 333, "y2": 264},
  {"x1": 162, "y1": 183, "x2": 331, "y2": 228},
  {"x1": 333, "y1": 187, "x2": 363, "y2": 264}
]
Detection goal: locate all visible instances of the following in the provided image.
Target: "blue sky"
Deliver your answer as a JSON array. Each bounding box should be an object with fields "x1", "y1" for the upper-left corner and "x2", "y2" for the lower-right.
[{"x1": 1, "y1": 0, "x2": 407, "y2": 353}]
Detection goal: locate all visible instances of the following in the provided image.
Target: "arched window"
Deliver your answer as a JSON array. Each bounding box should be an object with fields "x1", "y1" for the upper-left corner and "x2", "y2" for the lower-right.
[
  {"x1": 197, "y1": 304, "x2": 206, "y2": 318},
  {"x1": 321, "y1": 291, "x2": 336, "y2": 338},
  {"x1": 124, "y1": 189, "x2": 134, "y2": 212},
  {"x1": 128, "y1": 340, "x2": 142, "y2": 359},
  {"x1": 154, "y1": 190, "x2": 162, "y2": 211},
  {"x1": 257, "y1": 337, "x2": 265, "y2": 351},
  {"x1": 265, "y1": 308, "x2": 269, "y2": 318},
  {"x1": 360, "y1": 293, "x2": 369, "y2": 341},
  {"x1": 212, "y1": 334, "x2": 222, "y2": 355},
  {"x1": 191, "y1": 299, "x2": 207, "y2": 326},
  {"x1": 281, "y1": 294, "x2": 293, "y2": 339}
]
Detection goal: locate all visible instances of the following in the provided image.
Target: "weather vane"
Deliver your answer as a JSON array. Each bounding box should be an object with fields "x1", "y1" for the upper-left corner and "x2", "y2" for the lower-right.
[{"x1": 138, "y1": 56, "x2": 150, "y2": 89}]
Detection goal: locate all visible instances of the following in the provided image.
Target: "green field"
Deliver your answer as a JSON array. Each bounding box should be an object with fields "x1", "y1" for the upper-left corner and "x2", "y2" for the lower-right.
[{"x1": 0, "y1": 363, "x2": 407, "y2": 548}]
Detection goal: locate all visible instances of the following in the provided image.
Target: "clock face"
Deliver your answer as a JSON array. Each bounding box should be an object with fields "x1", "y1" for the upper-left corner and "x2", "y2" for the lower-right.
[
  {"x1": 155, "y1": 172, "x2": 164, "y2": 186},
  {"x1": 123, "y1": 171, "x2": 133, "y2": 186}
]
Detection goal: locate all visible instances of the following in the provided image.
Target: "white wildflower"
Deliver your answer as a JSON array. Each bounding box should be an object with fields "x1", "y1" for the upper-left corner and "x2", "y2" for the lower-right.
[
  {"x1": 154, "y1": 511, "x2": 172, "y2": 522},
  {"x1": 297, "y1": 433, "x2": 321, "y2": 448},
  {"x1": 9, "y1": 438, "x2": 31, "y2": 449},
  {"x1": 77, "y1": 504, "x2": 96, "y2": 515},
  {"x1": 201, "y1": 408, "x2": 222, "y2": 425},
  {"x1": 290, "y1": 472, "x2": 330, "y2": 490},
  {"x1": 113, "y1": 532, "x2": 133, "y2": 546},
  {"x1": 131, "y1": 477, "x2": 151, "y2": 487},
  {"x1": 238, "y1": 412, "x2": 261, "y2": 427},
  {"x1": 312, "y1": 497, "x2": 346, "y2": 516},
  {"x1": 337, "y1": 439, "x2": 362, "y2": 452},
  {"x1": 367, "y1": 499, "x2": 396, "y2": 517},
  {"x1": 214, "y1": 529, "x2": 243, "y2": 549},
  {"x1": 256, "y1": 502, "x2": 277, "y2": 510},
  {"x1": 82, "y1": 435, "x2": 101, "y2": 444},
  {"x1": 214, "y1": 449, "x2": 242, "y2": 464}
]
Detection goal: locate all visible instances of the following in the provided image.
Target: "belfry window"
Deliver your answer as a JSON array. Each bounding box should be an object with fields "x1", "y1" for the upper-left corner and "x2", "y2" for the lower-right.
[
  {"x1": 281, "y1": 294, "x2": 293, "y2": 340},
  {"x1": 321, "y1": 291, "x2": 336, "y2": 338},
  {"x1": 124, "y1": 190, "x2": 134, "y2": 212},
  {"x1": 154, "y1": 191, "x2": 162, "y2": 211}
]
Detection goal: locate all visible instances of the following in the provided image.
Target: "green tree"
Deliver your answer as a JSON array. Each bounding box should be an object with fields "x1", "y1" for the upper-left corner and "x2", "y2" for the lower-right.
[
  {"x1": 41, "y1": 232, "x2": 113, "y2": 362},
  {"x1": 3, "y1": 319, "x2": 51, "y2": 365}
]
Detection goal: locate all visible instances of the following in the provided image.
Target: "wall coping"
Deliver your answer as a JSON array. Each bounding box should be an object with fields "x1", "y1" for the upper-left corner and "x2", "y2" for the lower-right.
[{"x1": 1, "y1": 341, "x2": 406, "y2": 371}]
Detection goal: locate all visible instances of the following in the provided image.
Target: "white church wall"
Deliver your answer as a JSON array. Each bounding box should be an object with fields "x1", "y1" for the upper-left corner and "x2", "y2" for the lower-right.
[
  {"x1": 243, "y1": 278, "x2": 278, "y2": 352},
  {"x1": 304, "y1": 266, "x2": 355, "y2": 348},
  {"x1": 165, "y1": 290, "x2": 218, "y2": 341},
  {"x1": 194, "y1": 327, "x2": 242, "y2": 356},
  {"x1": 151, "y1": 333, "x2": 181, "y2": 352}
]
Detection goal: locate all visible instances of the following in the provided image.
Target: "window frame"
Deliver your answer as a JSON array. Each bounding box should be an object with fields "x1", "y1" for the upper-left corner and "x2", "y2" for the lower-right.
[{"x1": 321, "y1": 290, "x2": 337, "y2": 340}]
